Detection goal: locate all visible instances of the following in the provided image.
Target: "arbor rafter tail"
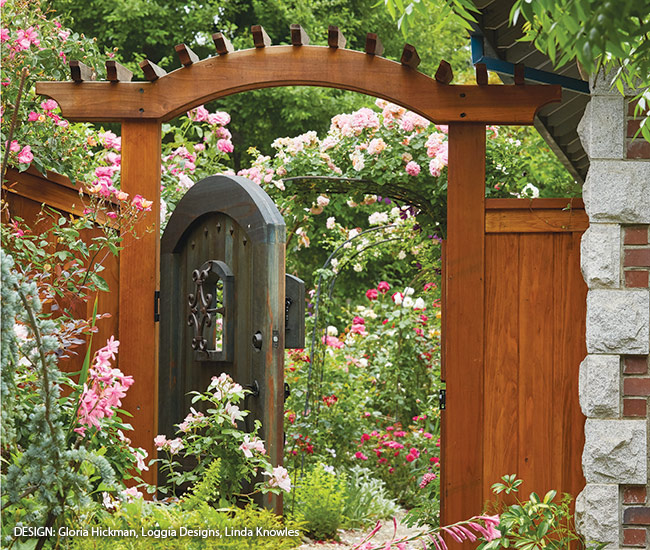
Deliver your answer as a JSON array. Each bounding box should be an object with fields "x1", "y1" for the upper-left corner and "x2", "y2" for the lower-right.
[{"x1": 37, "y1": 45, "x2": 560, "y2": 124}]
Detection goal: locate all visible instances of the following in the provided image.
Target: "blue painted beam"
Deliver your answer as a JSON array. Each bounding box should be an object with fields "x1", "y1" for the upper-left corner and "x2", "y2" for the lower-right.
[{"x1": 471, "y1": 35, "x2": 590, "y2": 95}]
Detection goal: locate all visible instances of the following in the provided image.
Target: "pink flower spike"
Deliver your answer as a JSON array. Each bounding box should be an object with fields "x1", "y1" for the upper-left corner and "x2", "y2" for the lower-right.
[
  {"x1": 442, "y1": 526, "x2": 464, "y2": 543},
  {"x1": 455, "y1": 525, "x2": 477, "y2": 542},
  {"x1": 436, "y1": 533, "x2": 448, "y2": 550}
]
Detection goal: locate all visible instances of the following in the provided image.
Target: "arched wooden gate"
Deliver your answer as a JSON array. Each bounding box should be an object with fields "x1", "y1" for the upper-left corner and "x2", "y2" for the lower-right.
[{"x1": 37, "y1": 26, "x2": 570, "y2": 539}]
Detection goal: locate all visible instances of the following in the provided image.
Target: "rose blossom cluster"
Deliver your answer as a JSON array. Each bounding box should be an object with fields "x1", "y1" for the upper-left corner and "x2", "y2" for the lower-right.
[
  {"x1": 153, "y1": 435, "x2": 184, "y2": 455},
  {"x1": 75, "y1": 337, "x2": 134, "y2": 437}
]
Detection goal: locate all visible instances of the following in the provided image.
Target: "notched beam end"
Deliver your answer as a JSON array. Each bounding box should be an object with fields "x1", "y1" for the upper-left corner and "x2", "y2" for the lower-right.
[
  {"x1": 140, "y1": 59, "x2": 167, "y2": 82},
  {"x1": 212, "y1": 32, "x2": 234, "y2": 55},
  {"x1": 400, "y1": 44, "x2": 420, "y2": 69},
  {"x1": 251, "y1": 25, "x2": 272, "y2": 48},
  {"x1": 365, "y1": 33, "x2": 384, "y2": 56},
  {"x1": 105, "y1": 60, "x2": 133, "y2": 83},
  {"x1": 514, "y1": 63, "x2": 525, "y2": 85},
  {"x1": 290, "y1": 24, "x2": 310, "y2": 46},
  {"x1": 434, "y1": 60, "x2": 453, "y2": 84},
  {"x1": 175, "y1": 43, "x2": 200, "y2": 66},
  {"x1": 475, "y1": 63, "x2": 488, "y2": 86},
  {"x1": 69, "y1": 60, "x2": 95, "y2": 82},
  {"x1": 328, "y1": 25, "x2": 346, "y2": 49}
]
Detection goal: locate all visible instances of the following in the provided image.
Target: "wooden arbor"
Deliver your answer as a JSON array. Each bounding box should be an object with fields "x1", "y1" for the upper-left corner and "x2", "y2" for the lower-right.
[{"x1": 36, "y1": 26, "x2": 561, "y2": 536}]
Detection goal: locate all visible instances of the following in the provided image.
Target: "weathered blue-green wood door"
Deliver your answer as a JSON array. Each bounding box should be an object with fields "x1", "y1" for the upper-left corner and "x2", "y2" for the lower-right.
[{"x1": 159, "y1": 174, "x2": 286, "y2": 511}]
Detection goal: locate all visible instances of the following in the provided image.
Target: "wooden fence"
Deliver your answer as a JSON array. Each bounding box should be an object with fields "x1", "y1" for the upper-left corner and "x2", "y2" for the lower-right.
[
  {"x1": 443, "y1": 197, "x2": 588, "y2": 520},
  {"x1": 4, "y1": 167, "x2": 589, "y2": 510},
  {"x1": 3, "y1": 167, "x2": 120, "y2": 401}
]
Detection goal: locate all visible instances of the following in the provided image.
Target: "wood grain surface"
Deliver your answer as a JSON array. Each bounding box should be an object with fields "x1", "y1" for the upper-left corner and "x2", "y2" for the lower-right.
[{"x1": 36, "y1": 46, "x2": 561, "y2": 124}]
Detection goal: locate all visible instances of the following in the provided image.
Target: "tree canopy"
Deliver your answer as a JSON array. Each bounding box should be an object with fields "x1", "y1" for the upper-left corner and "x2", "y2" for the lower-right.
[
  {"x1": 382, "y1": 0, "x2": 650, "y2": 140},
  {"x1": 47, "y1": 0, "x2": 474, "y2": 166}
]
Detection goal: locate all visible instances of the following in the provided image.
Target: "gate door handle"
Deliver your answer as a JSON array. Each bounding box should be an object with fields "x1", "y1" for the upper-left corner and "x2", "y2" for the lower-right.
[{"x1": 188, "y1": 260, "x2": 234, "y2": 362}]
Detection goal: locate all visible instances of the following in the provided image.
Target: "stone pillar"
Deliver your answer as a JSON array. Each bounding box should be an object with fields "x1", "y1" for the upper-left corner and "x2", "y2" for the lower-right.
[{"x1": 577, "y1": 72, "x2": 650, "y2": 549}]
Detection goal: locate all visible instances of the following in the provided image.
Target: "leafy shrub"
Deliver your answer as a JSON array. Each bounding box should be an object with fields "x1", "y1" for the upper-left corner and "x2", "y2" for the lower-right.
[
  {"x1": 477, "y1": 475, "x2": 607, "y2": 550},
  {"x1": 290, "y1": 464, "x2": 347, "y2": 540},
  {"x1": 342, "y1": 466, "x2": 400, "y2": 527},
  {"x1": 153, "y1": 373, "x2": 290, "y2": 505}
]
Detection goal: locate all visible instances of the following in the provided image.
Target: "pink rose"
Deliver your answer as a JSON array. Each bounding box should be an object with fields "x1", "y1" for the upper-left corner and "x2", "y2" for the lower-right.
[
  {"x1": 0, "y1": 28, "x2": 9, "y2": 43},
  {"x1": 208, "y1": 111, "x2": 230, "y2": 125},
  {"x1": 216, "y1": 139, "x2": 234, "y2": 153},
  {"x1": 189, "y1": 105, "x2": 209, "y2": 122},
  {"x1": 40, "y1": 99, "x2": 58, "y2": 112},
  {"x1": 9, "y1": 140, "x2": 20, "y2": 152},
  {"x1": 17, "y1": 145, "x2": 33, "y2": 165},
  {"x1": 405, "y1": 161, "x2": 420, "y2": 176}
]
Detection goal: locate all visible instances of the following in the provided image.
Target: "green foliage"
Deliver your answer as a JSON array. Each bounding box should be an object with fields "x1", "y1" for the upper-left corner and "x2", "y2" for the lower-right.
[
  {"x1": 485, "y1": 126, "x2": 580, "y2": 199},
  {"x1": 341, "y1": 466, "x2": 400, "y2": 527},
  {"x1": 291, "y1": 464, "x2": 347, "y2": 540},
  {"x1": 382, "y1": 0, "x2": 650, "y2": 141},
  {"x1": 153, "y1": 374, "x2": 288, "y2": 504},
  {"x1": 1, "y1": 0, "x2": 111, "y2": 179},
  {"x1": 477, "y1": 475, "x2": 607, "y2": 550}
]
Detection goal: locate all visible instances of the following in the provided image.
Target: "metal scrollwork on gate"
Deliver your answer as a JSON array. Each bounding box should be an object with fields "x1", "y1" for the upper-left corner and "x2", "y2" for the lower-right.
[{"x1": 188, "y1": 260, "x2": 234, "y2": 362}]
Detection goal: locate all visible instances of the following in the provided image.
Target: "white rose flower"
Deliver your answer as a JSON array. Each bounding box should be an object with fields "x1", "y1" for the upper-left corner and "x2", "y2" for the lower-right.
[
  {"x1": 327, "y1": 325, "x2": 338, "y2": 336},
  {"x1": 402, "y1": 296, "x2": 414, "y2": 308}
]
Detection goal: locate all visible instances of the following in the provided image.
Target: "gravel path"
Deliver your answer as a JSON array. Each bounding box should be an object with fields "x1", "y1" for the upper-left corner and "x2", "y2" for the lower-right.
[{"x1": 297, "y1": 511, "x2": 426, "y2": 549}]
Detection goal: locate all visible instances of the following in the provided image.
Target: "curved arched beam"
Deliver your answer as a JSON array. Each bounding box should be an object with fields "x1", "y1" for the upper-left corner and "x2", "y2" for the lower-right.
[{"x1": 36, "y1": 45, "x2": 561, "y2": 124}]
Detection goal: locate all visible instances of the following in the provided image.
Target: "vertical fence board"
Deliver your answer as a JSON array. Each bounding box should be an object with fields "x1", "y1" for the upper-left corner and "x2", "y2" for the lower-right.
[
  {"x1": 483, "y1": 233, "x2": 520, "y2": 505},
  {"x1": 518, "y1": 233, "x2": 556, "y2": 497}
]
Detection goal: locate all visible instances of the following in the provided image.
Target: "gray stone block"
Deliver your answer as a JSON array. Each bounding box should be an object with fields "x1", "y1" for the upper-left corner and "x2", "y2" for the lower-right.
[
  {"x1": 580, "y1": 224, "x2": 621, "y2": 288},
  {"x1": 583, "y1": 419, "x2": 647, "y2": 484},
  {"x1": 575, "y1": 483, "x2": 619, "y2": 547},
  {"x1": 577, "y1": 96, "x2": 625, "y2": 159},
  {"x1": 583, "y1": 160, "x2": 650, "y2": 223},
  {"x1": 579, "y1": 355, "x2": 620, "y2": 418},
  {"x1": 586, "y1": 289, "x2": 650, "y2": 354}
]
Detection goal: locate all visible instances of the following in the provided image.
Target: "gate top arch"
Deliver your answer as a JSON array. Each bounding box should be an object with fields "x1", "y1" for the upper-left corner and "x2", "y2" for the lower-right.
[
  {"x1": 36, "y1": 43, "x2": 560, "y2": 124},
  {"x1": 33, "y1": 26, "x2": 565, "y2": 534}
]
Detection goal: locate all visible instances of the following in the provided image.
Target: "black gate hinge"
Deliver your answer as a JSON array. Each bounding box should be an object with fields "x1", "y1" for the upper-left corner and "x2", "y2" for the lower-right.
[
  {"x1": 154, "y1": 290, "x2": 160, "y2": 322},
  {"x1": 439, "y1": 389, "x2": 446, "y2": 410}
]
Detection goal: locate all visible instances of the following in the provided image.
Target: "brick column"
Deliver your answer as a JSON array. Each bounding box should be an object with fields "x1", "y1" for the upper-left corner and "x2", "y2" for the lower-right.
[{"x1": 576, "y1": 71, "x2": 650, "y2": 549}]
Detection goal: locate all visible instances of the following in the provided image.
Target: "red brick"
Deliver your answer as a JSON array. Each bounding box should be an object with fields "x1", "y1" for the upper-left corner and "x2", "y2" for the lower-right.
[
  {"x1": 625, "y1": 270, "x2": 650, "y2": 288},
  {"x1": 624, "y1": 507, "x2": 650, "y2": 525},
  {"x1": 624, "y1": 486, "x2": 648, "y2": 505},
  {"x1": 624, "y1": 378, "x2": 650, "y2": 396},
  {"x1": 623, "y1": 527, "x2": 647, "y2": 546},
  {"x1": 624, "y1": 248, "x2": 650, "y2": 267},
  {"x1": 629, "y1": 100, "x2": 650, "y2": 116},
  {"x1": 627, "y1": 119, "x2": 643, "y2": 138},
  {"x1": 625, "y1": 226, "x2": 650, "y2": 246},
  {"x1": 624, "y1": 357, "x2": 649, "y2": 375},
  {"x1": 627, "y1": 139, "x2": 650, "y2": 159},
  {"x1": 623, "y1": 398, "x2": 647, "y2": 417}
]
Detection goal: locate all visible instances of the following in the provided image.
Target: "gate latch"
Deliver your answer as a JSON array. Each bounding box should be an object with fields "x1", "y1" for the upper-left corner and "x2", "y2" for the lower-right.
[
  {"x1": 439, "y1": 389, "x2": 446, "y2": 410},
  {"x1": 285, "y1": 274, "x2": 305, "y2": 349}
]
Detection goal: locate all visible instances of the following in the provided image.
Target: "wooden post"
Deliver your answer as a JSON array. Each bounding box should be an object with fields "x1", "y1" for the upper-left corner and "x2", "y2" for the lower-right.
[
  {"x1": 442, "y1": 123, "x2": 485, "y2": 538},
  {"x1": 119, "y1": 120, "x2": 161, "y2": 486}
]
